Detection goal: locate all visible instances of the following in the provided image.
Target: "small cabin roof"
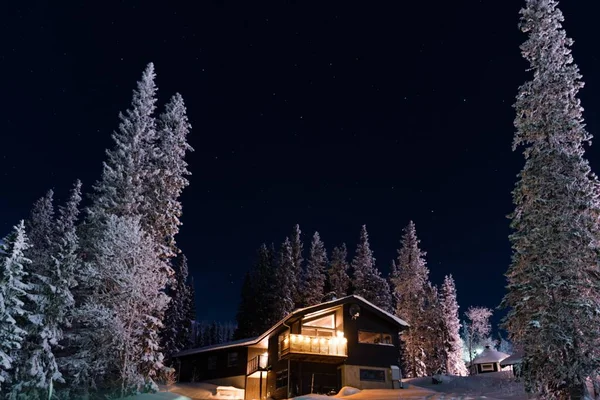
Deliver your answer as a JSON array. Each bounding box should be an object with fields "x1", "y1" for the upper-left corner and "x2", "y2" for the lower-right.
[
  {"x1": 500, "y1": 351, "x2": 524, "y2": 366},
  {"x1": 471, "y1": 346, "x2": 510, "y2": 364}
]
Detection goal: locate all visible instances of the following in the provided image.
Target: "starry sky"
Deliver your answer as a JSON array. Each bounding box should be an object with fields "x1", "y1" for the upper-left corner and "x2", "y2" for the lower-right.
[{"x1": 2, "y1": 1, "x2": 599, "y2": 328}]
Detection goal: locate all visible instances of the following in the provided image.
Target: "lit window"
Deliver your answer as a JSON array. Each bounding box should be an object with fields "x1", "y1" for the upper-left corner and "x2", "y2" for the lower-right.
[
  {"x1": 302, "y1": 314, "x2": 335, "y2": 329},
  {"x1": 358, "y1": 330, "x2": 394, "y2": 346},
  {"x1": 207, "y1": 356, "x2": 217, "y2": 370},
  {"x1": 227, "y1": 352, "x2": 238, "y2": 367},
  {"x1": 480, "y1": 363, "x2": 495, "y2": 372}
]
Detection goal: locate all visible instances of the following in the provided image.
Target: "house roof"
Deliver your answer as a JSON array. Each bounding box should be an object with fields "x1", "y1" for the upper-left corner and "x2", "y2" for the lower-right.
[
  {"x1": 500, "y1": 351, "x2": 524, "y2": 366},
  {"x1": 471, "y1": 347, "x2": 510, "y2": 364},
  {"x1": 173, "y1": 336, "x2": 261, "y2": 357},
  {"x1": 173, "y1": 295, "x2": 409, "y2": 358}
]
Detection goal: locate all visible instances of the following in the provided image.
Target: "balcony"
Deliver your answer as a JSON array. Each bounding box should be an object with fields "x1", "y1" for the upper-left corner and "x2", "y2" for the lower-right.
[
  {"x1": 278, "y1": 332, "x2": 347, "y2": 362},
  {"x1": 247, "y1": 353, "x2": 269, "y2": 376}
]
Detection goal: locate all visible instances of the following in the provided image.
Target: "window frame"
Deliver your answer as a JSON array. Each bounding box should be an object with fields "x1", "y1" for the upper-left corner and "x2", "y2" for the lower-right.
[
  {"x1": 227, "y1": 352, "x2": 238, "y2": 367},
  {"x1": 480, "y1": 363, "x2": 495, "y2": 372},
  {"x1": 358, "y1": 330, "x2": 394, "y2": 346},
  {"x1": 359, "y1": 368, "x2": 386, "y2": 382},
  {"x1": 275, "y1": 369, "x2": 289, "y2": 389},
  {"x1": 207, "y1": 355, "x2": 217, "y2": 370}
]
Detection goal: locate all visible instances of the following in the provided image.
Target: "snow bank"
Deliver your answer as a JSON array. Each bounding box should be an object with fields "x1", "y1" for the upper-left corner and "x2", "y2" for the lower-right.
[
  {"x1": 334, "y1": 386, "x2": 361, "y2": 397},
  {"x1": 124, "y1": 393, "x2": 192, "y2": 400},
  {"x1": 164, "y1": 382, "x2": 245, "y2": 400}
]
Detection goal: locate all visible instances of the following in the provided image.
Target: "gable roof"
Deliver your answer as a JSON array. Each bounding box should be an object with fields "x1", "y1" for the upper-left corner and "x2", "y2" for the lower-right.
[
  {"x1": 174, "y1": 295, "x2": 409, "y2": 358},
  {"x1": 471, "y1": 347, "x2": 510, "y2": 365}
]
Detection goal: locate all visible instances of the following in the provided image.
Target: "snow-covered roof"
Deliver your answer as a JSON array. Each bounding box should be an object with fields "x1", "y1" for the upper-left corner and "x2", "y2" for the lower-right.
[
  {"x1": 173, "y1": 336, "x2": 261, "y2": 357},
  {"x1": 174, "y1": 295, "x2": 409, "y2": 358},
  {"x1": 500, "y1": 351, "x2": 524, "y2": 366},
  {"x1": 471, "y1": 347, "x2": 510, "y2": 364}
]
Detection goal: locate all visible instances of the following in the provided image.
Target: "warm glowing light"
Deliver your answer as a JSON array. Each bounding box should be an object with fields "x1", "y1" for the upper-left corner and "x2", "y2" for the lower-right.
[
  {"x1": 341, "y1": 337, "x2": 347, "y2": 343},
  {"x1": 336, "y1": 331, "x2": 344, "y2": 338},
  {"x1": 320, "y1": 338, "x2": 326, "y2": 344},
  {"x1": 304, "y1": 336, "x2": 310, "y2": 343},
  {"x1": 332, "y1": 338, "x2": 339, "y2": 345}
]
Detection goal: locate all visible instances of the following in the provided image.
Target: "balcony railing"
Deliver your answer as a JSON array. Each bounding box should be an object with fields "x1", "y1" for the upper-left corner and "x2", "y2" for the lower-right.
[
  {"x1": 247, "y1": 354, "x2": 269, "y2": 375},
  {"x1": 278, "y1": 333, "x2": 347, "y2": 358}
]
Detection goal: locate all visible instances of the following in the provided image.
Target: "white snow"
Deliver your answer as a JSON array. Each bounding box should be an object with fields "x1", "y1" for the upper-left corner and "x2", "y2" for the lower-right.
[
  {"x1": 282, "y1": 373, "x2": 527, "y2": 400},
  {"x1": 471, "y1": 347, "x2": 510, "y2": 364},
  {"x1": 165, "y1": 383, "x2": 245, "y2": 400},
  {"x1": 124, "y1": 393, "x2": 192, "y2": 400}
]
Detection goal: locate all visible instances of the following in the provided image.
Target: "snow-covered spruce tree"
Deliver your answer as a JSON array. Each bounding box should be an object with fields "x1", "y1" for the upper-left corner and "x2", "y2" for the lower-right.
[
  {"x1": 302, "y1": 232, "x2": 328, "y2": 307},
  {"x1": 234, "y1": 271, "x2": 259, "y2": 340},
  {"x1": 84, "y1": 215, "x2": 170, "y2": 396},
  {"x1": 465, "y1": 306, "x2": 492, "y2": 366},
  {"x1": 290, "y1": 224, "x2": 303, "y2": 308},
  {"x1": 327, "y1": 244, "x2": 351, "y2": 300},
  {"x1": 351, "y1": 226, "x2": 392, "y2": 311},
  {"x1": 235, "y1": 244, "x2": 279, "y2": 338},
  {"x1": 11, "y1": 190, "x2": 64, "y2": 400},
  {"x1": 501, "y1": 1, "x2": 600, "y2": 398},
  {"x1": 439, "y1": 275, "x2": 467, "y2": 376},
  {"x1": 423, "y1": 283, "x2": 445, "y2": 376},
  {"x1": 185, "y1": 276, "x2": 197, "y2": 348},
  {"x1": 272, "y1": 238, "x2": 295, "y2": 319},
  {"x1": 392, "y1": 221, "x2": 429, "y2": 378},
  {"x1": 145, "y1": 92, "x2": 193, "y2": 260},
  {"x1": 162, "y1": 254, "x2": 194, "y2": 362},
  {"x1": 48, "y1": 181, "x2": 83, "y2": 397},
  {"x1": 88, "y1": 63, "x2": 158, "y2": 225},
  {"x1": 0, "y1": 221, "x2": 31, "y2": 392}
]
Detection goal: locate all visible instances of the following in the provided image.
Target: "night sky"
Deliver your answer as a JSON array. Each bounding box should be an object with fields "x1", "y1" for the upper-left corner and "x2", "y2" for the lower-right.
[{"x1": 2, "y1": 1, "x2": 599, "y2": 327}]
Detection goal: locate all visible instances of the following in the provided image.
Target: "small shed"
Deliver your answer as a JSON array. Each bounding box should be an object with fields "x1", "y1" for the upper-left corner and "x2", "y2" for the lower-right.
[
  {"x1": 469, "y1": 346, "x2": 510, "y2": 374},
  {"x1": 500, "y1": 351, "x2": 524, "y2": 377}
]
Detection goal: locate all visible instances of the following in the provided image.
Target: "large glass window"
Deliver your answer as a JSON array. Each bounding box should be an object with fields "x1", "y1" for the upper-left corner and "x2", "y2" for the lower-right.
[
  {"x1": 301, "y1": 313, "x2": 336, "y2": 337},
  {"x1": 359, "y1": 369, "x2": 386, "y2": 382},
  {"x1": 358, "y1": 330, "x2": 393, "y2": 345}
]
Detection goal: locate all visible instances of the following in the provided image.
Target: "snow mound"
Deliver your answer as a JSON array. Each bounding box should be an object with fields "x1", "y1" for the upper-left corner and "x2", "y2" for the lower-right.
[
  {"x1": 335, "y1": 386, "x2": 361, "y2": 397},
  {"x1": 124, "y1": 393, "x2": 192, "y2": 400},
  {"x1": 165, "y1": 383, "x2": 244, "y2": 399}
]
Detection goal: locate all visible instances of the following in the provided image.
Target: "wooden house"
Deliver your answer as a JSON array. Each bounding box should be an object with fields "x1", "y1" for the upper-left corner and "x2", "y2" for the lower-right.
[{"x1": 173, "y1": 295, "x2": 409, "y2": 399}]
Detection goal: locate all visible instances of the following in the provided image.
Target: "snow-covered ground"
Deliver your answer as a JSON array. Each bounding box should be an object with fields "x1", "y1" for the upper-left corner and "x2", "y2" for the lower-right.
[
  {"x1": 406, "y1": 371, "x2": 526, "y2": 400},
  {"x1": 165, "y1": 372, "x2": 526, "y2": 400},
  {"x1": 161, "y1": 383, "x2": 245, "y2": 400}
]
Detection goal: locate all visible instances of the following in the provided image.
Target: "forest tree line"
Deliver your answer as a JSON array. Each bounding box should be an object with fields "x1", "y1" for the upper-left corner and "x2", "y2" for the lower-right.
[
  {"x1": 0, "y1": 63, "x2": 195, "y2": 399},
  {"x1": 233, "y1": 222, "x2": 505, "y2": 377}
]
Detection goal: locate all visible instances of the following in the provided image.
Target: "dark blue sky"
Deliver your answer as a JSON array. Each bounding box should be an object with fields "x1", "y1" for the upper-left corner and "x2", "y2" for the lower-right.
[{"x1": 1, "y1": 1, "x2": 599, "y2": 327}]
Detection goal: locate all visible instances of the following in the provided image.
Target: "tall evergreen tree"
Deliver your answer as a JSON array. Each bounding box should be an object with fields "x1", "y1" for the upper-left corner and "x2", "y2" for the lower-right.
[
  {"x1": 423, "y1": 283, "x2": 444, "y2": 376},
  {"x1": 235, "y1": 245, "x2": 279, "y2": 338},
  {"x1": 11, "y1": 190, "x2": 63, "y2": 400},
  {"x1": 439, "y1": 275, "x2": 467, "y2": 376},
  {"x1": 234, "y1": 271, "x2": 259, "y2": 340},
  {"x1": 290, "y1": 224, "x2": 303, "y2": 308},
  {"x1": 272, "y1": 238, "x2": 295, "y2": 318},
  {"x1": 162, "y1": 254, "x2": 194, "y2": 361},
  {"x1": 0, "y1": 222, "x2": 31, "y2": 392},
  {"x1": 146, "y1": 92, "x2": 193, "y2": 260},
  {"x1": 501, "y1": 2, "x2": 600, "y2": 396},
  {"x1": 327, "y1": 244, "x2": 350, "y2": 299},
  {"x1": 88, "y1": 63, "x2": 158, "y2": 225},
  {"x1": 350, "y1": 225, "x2": 392, "y2": 311},
  {"x1": 392, "y1": 221, "x2": 429, "y2": 378},
  {"x1": 302, "y1": 232, "x2": 328, "y2": 307},
  {"x1": 81, "y1": 215, "x2": 170, "y2": 396}
]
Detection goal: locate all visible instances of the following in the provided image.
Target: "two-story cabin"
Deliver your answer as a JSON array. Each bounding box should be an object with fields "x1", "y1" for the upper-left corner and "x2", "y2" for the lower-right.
[{"x1": 173, "y1": 295, "x2": 409, "y2": 400}]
